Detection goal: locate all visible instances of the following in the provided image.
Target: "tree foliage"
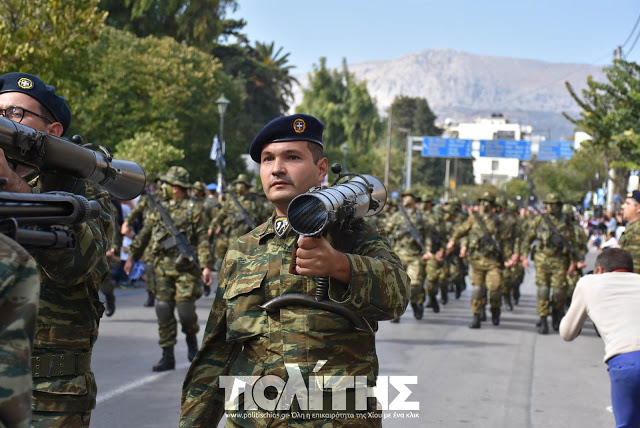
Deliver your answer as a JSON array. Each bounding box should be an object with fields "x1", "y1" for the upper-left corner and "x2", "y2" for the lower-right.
[
  {"x1": 115, "y1": 131, "x2": 184, "y2": 179},
  {"x1": 297, "y1": 58, "x2": 383, "y2": 178}
]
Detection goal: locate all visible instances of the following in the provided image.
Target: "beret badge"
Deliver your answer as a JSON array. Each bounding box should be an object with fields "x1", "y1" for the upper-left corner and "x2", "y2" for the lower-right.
[
  {"x1": 293, "y1": 118, "x2": 306, "y2": 133},
  {"x1": 17, "y1": 77, "x2": 33, "y2": 89}
]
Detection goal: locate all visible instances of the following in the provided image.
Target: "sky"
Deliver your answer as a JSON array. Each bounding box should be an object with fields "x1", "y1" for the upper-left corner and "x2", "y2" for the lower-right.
[{"x1": 230, "y1": 0, "x2": 640, "y2": 74}]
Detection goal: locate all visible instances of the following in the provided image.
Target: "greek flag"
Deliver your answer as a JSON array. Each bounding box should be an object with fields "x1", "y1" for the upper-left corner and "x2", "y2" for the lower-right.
[{"x1": 209, "y1": 135, "x2": 225, "y2": 170}]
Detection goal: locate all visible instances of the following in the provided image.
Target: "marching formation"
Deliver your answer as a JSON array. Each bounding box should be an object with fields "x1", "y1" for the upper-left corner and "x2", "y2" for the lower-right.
[{"x1": 377, "y1": 191, "x2": 590, "y2": 333}]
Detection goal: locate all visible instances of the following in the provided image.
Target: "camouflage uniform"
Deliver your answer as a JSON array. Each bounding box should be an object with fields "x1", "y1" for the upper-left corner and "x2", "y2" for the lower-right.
[
  {"x1": 564, "y1": 204, "x2": 588, "y2": 304},
  {"x1": 30, "y1": 179, "x2": 114, "y2": 426},
  {"x1": 384, "y1": 195, "x2": 426, "y2": 319},
  {"x1": 500, "y1": 202, "x2": 523, "y2": 310},
  {"x1": 210, "y1": 175, "x2": 263, "y2": 271},
  {"x1": 449, "y1": 194, "x2": 505, "y2": 328},
  {"x1": 128, "y1": 167, "x2": 212, "y2": 370},
  {"x1": 443, "y1": 200, "x2": 468, "y2": 299},
  {"x1": 0, "y1": 235, "x2": 39, "y2": 428},
  {"x1": 180, "y1": 217, "x2": 410, "y2": 427},
  {"x1": 423, "y1": 202, "x2": 448, "y2": 310},
  {"x1": 520, "y1": 194, "x2": 583, "y2": 334},
  {"x1": 619, "y1": 219, "x2": 640, "y2": 274}
]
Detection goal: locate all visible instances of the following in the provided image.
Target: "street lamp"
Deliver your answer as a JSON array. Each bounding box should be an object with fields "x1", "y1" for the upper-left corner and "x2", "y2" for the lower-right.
[
  {"x1": 215, "y1": 94, "x2": 230, "y2": 192},
  {"x1": 398, "y1": 127, "x2": 411, "y2": 191},
  {"x1": 342, "y1": 143, "x2": 349, "y2": 172}
]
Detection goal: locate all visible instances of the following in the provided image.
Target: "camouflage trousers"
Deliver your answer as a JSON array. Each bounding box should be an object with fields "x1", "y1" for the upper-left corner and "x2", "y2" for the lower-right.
[
  {"x1": 31, "y1": 411, "x2": 91, "y2": 428},
  {"x1": 397, "y1": 252, "x2": 425, "y2": 304},
  {"x1": 425, "y1": 256, "x2": 447, "y2": 298},
  {"x1": 501, "y1": 263, "x2": 525, "y2": 294},
  {"x1": 566, "y1": 269, "x2": 582, "y2": 301},
  {"x1": 154, "y1": 264, "x2": 202, "y2": 348},
  {"x1": 145, "y1": 260, "x2": 156, "y2": 294},
  {"x1": 533, "y1": 253, "x2": 569, "y2": 317},
  {"x1": 469, "y1": 255, "x2": 502, "y2": 314}
]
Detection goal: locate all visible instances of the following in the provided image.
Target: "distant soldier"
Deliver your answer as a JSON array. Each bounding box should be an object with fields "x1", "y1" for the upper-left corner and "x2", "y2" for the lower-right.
[
  {"x1": 0, "y1": 236, "x2": 39, "y2": 427},
  {"x1": 500, "y1": 200, "x2": 523, "y2": 310},
  {"x1": 385, "y1": 190, "x2": 426, "y2": 320},
  {"x1": 126, "y1": 166, "x2": 213, "y2": 371},
  {"x1": 447, "y1": 193, "x2": 509, "y2": 328},
  {"x1": 563, "y1": 203, "x2": 588, "y2": 305},
  {"x1": 422, "y1": 194, "x2": 448, "y2": 311},
  {"x1": 520, "y1": 194, "x2": 586, "y2": 334},
  {"x1": 443, "y1": 198, "x2": 468, "y2": 299},
  {"x1": 209, "y1": 174, "x2": 260, "y2": 271},
  {"x1": 619, "y1": 190, "x2": 640, "y2": 273}
]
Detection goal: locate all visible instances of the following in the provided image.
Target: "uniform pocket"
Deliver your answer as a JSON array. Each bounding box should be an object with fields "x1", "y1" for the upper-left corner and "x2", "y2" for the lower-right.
[{"x1": 224, "y1": 271, "x2": 269, "y2": 341}]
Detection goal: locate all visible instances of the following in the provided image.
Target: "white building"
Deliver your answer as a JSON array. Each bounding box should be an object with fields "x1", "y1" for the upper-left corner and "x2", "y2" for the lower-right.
[{"x1": 441, "y1": 114, "x2": 542, "y2": 186}]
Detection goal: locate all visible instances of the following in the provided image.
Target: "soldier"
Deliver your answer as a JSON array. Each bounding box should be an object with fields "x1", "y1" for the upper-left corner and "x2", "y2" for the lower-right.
[
  {"x1": 0, "y1": 235, "x2": 39, "y2": 427},
  {"x1": 125, "y1": 166, "x2": 213, "y2": 371},
  {"x1": 180, "y1": 113, "x2": 409, "y2": 427},
  {"x1": 421, "y1": 194, "x2": 448, "y2": 310},
  {"x1": 385, "y1": 190, "x2": 427, "y2": 320},
  {"x1": 563, "y1": 203, "x2": 588, "y2": 306},
  {"x1": 0, "y1": 72, "x2": 115, "y2": 425},
  {"x1": 619, "y1": 190, "x2": 640, "y2": 273},
  {"x1": 443, "y1": 198, "x2": 468, "y2": 299},
  {"x1": 520, "y1": 194, "x2": 586, "y2": 334},
  {"x1": 500, "y1": 200, "x2": 523, "y2": 311},
  {"x1": 122, "y1": 177, "x2": 170, "y2": 307},
  {"x1": 209, "y1": 173, "x2": 261, "y2": 271},
  {"x1": 447, "y1": 193, "x2": 510, "y2": 328}
]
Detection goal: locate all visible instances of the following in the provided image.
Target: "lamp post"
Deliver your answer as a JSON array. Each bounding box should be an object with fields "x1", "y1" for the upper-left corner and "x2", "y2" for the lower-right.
[
  {"x1": 398, "y1": 127, "x2": 411, "y2": 191},
  {"x1": 215, "y1": 94, "x2": 230, "y2": 193},
  {"x1": 342, "y1": 143, "x2": 349, "y2": 172}
]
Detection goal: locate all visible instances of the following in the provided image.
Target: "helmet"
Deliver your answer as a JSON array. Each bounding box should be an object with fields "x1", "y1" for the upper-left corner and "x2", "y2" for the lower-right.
[
  {"x1": 506, "y1": 200, "x2": 518, "y2": 212},
  {"x1": 543, "y1": 193, "x2": 562, "y2": 204},
  {"x1": 193, "y1": 181, "x2": 205, "y2": 193},
  {"x1": 232, "y1": 174, "x2": 251, "y2": 187},
  {"x1": 447, "y1": 198, "x2": 461, "y2": 209},
  {"x1": 401, "y1": 189, "x2": 417, "y2": 199},
  {"x1": 421, "y1": 192, "x2": 434, "y2": 203},
  {"x1": 562, "y1": 204, "x2": 574, "y2": 216},
  {"x1": 162, "y1": 166, "x2": 191, "y2": 188},
  {"x1": 478, "y1": 192, "x2": 495, "y2": 203}
]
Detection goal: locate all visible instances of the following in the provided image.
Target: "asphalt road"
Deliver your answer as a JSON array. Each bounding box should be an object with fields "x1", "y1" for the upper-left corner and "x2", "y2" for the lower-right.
[{"x1": 91, "y1": 250, "x2": 613, "y2": 427}]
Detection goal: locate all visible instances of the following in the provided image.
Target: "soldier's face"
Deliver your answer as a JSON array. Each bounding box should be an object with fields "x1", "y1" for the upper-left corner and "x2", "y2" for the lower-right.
[
  {"x1": 260, "y1": 141, "x2": 328, "y2": 216},
  {"x1": 0, "y1": 92, "x2": 62, "y2": 136},
  {"x1": 622, "y1": 198, "x2": 640, "y2": 222}
]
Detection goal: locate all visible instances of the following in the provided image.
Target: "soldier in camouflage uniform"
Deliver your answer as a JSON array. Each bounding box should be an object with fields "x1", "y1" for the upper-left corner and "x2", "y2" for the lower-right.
[
  {"x1": 209, "y1": 174, "x2": 263, "y2": 271},
  {"x1": 620, "y1": 190, "x2": 640, "y2": 273},
  {"x1": 0, "y1": 235, "x2": 39, "y2": 427},
  {"x1": 385, "y1": 190, "x2": 427, "y2": 320},
  {"x1": 520, "y1": 194, "x2": 585, "y2": 334},
  {"x1": 0, "y1": 72, "x2": 115, "y2": 427},
  {"x1": 443, "y1": 198, "x2": 468, "y2": 299},
  {"x1": 122, "y1": 178, "x2": 171, "y2": 307},
  {"x1": 126, "y1": 166, "x2": 213, "y2": 371},
  {"x1": 447, "y1": 193, "x2": 510, "y2": 328},
  {"x1": 181, "y1": 113, "x2": 409, "y2": 427},
  {"x1": 421, "y1": 194, "x2": 449, "y2": 311},
  {"x1": 563, "y1": 204, "x2": 588, "y2": 305},
  {"x1": 500, "y1": 200, "x2": 523, "y2": 311}
]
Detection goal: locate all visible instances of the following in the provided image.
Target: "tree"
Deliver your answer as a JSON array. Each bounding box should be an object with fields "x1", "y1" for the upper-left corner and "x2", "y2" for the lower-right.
[
  {"x1": 297, "y1": 58, "x2": 383, "y2": 178},
  {"x1": 115, "y1": 131, "x2": 184, "y2": 180},
  {"x1": 564, "y1": 59, "x2": 640, "y2": 200},
  {"x1": 98, "y1": 0, "x2": 244, "y2": 51}
]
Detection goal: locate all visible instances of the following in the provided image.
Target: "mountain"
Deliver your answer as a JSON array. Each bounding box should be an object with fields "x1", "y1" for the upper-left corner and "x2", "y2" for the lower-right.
[{"x1": 292, "y1": 48, "x2": 608, "y2": 140}]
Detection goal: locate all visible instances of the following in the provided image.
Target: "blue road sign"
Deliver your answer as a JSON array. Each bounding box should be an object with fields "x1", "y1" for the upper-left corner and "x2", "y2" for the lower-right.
[
  {"x1": 479, "y1": 140, "x2": 531, "y2": 160},
  {"x1": 421, "y1": 137, "x2": 473, "y2": 158},
  {"x1": 537, "y1": 141, "x2": 575, "y2": 161}
]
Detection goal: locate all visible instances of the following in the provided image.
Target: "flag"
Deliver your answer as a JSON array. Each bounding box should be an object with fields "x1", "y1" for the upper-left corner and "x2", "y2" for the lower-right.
[{"x1": 209, "y1": 135, "x2": 225, "y2": 171}]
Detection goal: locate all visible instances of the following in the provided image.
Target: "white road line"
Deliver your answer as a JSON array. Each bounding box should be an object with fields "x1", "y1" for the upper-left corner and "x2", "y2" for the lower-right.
[{"x1": 96, "y1": 362, "x2": 190, "y2": 404}]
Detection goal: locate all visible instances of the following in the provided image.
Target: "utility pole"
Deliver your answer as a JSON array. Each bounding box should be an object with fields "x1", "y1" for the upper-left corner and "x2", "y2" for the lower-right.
[
  {"x1": 605, "y1": 47, "x2": 622, "y2": 213},
  {"x1": 384, "y1": 106, "x2": 392, "y2": 187}
]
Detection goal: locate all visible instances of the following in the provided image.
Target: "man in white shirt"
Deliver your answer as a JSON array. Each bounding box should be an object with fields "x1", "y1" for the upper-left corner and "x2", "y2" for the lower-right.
[{"x1": 559, "y1": 248, "x2": 640, "y2": 428}]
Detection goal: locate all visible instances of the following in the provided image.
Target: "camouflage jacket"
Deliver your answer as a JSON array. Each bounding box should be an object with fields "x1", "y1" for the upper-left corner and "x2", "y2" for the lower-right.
[
  {"x1": 180, "y1": 216, "x2": 410, "y2": 427},
  {"x1": 384, "y1": 206, "x2": 426, "y2": 255},
  {"x1": 520, "y1": 214, "x2": 581, "y2": 261},
  {"x1": 210, "y1": 193, "x2": 261, "y2": 240},
  {"x1": 619, "y1": 219, "x2": 640, "y2": 273},
  {"x1": 450, "y1": 211, "x2": 505, "y2": 262},
  {"x1": 129, "y1": 196, "x2": 212, "y2": 271},
  {"x1": 499, "y1": 212, "x2": 522, "y2": 258},
  {"x1": 29, "y1": 179, "x2": 115, "y2": 413},
  {"x1": 0, "y1": 235, "x2": 39, "y2": 426}
]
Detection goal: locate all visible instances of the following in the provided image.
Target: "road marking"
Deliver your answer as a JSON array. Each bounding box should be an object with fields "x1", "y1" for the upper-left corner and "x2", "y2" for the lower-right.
[
  {"x1": 606, "y1": 406, "x2": 613, "y2": 413},
  {"x1": 96, "y1": 362, "x2": 191, "y2": 404}
]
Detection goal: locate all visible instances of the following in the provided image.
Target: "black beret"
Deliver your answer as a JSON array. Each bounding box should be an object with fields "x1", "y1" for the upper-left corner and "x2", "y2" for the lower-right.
[
  {"x1": 0, "y1": 72, "x2": 71, "y2": 135},
  {"x1": 628, "y1": 190, "x2": 640, "y2": 204},
  {"x1": 249, "y1": 113, "x2": 324, "y2": 162}
]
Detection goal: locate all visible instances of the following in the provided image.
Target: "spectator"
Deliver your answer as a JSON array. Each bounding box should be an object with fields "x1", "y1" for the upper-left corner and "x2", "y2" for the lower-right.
[{"x1": 559, "y1": 248, "x2": 640, "y2": 427}]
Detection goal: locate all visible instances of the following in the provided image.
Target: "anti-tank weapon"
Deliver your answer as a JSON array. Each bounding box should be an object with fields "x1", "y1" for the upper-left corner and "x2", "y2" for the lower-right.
[
  {"x1": 260, "y1": 164, "x2": 387, "y2": 334},
  {"x1": 0, "y1": 117, "x2": 146, "y2": 200},
  {"x1": 0, "y1": 179, "x2": 100, "y2": 248}
]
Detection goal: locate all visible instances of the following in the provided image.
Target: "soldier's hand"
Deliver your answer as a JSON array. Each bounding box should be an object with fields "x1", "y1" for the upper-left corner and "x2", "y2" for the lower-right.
[
  {"x1": 423, "y1": 251, "x2": 433, "y2": 260},
  {"x1": 295, "y1": 235, "x2": 351, "y2": 283},
  {"x1": 459, "y1": 246, "x2": 467, "y2": 258},
  {"x1": 576, "y1": 260, "x2": 587, "y2": 269},
  {"x1": 567, "y1": 262, "x2": 576, "y2": 276},
  {"x1": 446, "y1": 240, "x2": 455, "y2": 252},
  {"x1": 121, "y1": 221, "x2": 131, "y2": 236},
  {"x1": 521, "y1": 257, "x2": 529, "y2": 269},
  {"x1": 435, "y1": 249, "x2": 445, "y2": 262},
  {"x1": 0, "y1": 148, "x2": 31, "y2": 193},
  {"x1": 215, "y1": 226, "x2": 222, "y2": 235},
  {"x1": 208, "y1": 227, "x2": 213, "y2": 238},
  {"x1": 124, "y1": 258, "x2": 134, "y2": 275},
  {"x1": 201, "y1": 267, "x2": 213, "y2": 286}
]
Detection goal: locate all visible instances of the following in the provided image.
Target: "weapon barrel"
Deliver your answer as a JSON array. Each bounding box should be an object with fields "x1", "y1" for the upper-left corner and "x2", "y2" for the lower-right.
[
  {"x1": 0, "y1": 191, "x2": 100, "y2": 225},
  {"x1": 288, "y1": 174, "x2": 386, "y2": 236},
  {"x1": 0, "y1": 117, "x2": 146, "y2": 199}
]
